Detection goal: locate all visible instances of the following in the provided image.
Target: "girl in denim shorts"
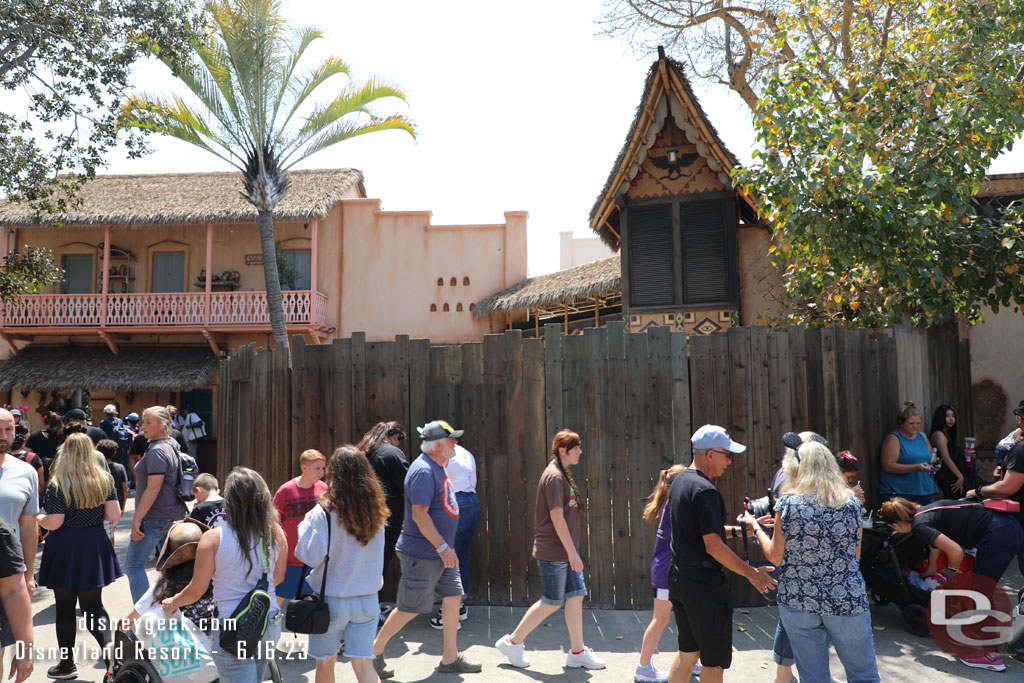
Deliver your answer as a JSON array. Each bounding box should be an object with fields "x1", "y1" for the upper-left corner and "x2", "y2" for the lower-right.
[{"x1": 494, "y1": 430, "x2": 606, "y2": 670}]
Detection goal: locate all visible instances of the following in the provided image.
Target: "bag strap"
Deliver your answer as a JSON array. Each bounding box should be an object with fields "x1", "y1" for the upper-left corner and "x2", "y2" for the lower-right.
[
  {"x1": 913, "y1": 502, "x2": 978, "y2": 517},
  {"x1": 316, "y1": 502, "x2": 331, "y2": 601}
]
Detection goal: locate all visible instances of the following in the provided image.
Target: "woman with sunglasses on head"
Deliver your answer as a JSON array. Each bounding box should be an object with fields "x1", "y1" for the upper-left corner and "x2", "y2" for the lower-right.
[
  {"x1": 879, "y1": 496, "x2": 1023, "y2": 671},
  {"x1": 358, "y1": 421, "x2": 409, "y2": 608},
  {"x1": 744, "y1": 436, "x2": 880, "y2": 683}
]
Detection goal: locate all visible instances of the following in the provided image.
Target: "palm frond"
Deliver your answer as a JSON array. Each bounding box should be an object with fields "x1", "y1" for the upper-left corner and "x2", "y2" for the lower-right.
[
  {"x1": 271, "y1": 26, "x2": 329, "y2": 124},
  {"x1": 295, "y1": 114, "x2": 416, "y2": 164},
  {"x1": 120, "y1": 96, "x2": 241, "y2": 168},
  {"x1": 286, "y1": 78, "x2": 411, "y2": 159},
  {"x1": 277, "y1": 56, "x2": 351, "y2": 134}
]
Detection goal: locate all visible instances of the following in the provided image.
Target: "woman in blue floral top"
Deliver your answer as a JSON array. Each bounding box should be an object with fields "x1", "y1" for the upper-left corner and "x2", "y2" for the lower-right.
[{"x1": 744, "y1": 440, "x2": 880, "y2": 683}]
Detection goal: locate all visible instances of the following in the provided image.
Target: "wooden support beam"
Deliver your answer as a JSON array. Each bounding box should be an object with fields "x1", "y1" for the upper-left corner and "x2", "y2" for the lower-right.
[
  {"x1": 202, "y1": 329, "x2": 227, "y2": 356},
  {"x1": 97, "y1": 329, "x2": 120, "y2": 355},
  {"x1": 205, "y1": 224, "x2": 213, "y2": 326},
  {"x1": 101, "y1": 225, "x2": 111, "y2": 326},
  {"x1": 0, "y1": 333, "x2": 19, "y2": 356}
]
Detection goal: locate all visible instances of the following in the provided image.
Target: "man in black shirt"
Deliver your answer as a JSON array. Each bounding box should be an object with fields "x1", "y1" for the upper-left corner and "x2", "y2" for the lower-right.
[
  {"x1": 667, "y1": 424, "x2": 776, "y2": 683},
  {"x1": 62, "y1": 408, "x2": 107, "y2": 445},
  {"x1": 967, "y1": 399, "x2": 1024, "y2": 572},
  {"x1": 25, "y1": 411, "x2": 63, "y2": 469}
]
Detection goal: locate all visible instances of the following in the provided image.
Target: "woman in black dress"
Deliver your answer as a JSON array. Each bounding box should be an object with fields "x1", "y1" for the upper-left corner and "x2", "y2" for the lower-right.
[{"x1": 37, "y1": 432, "x2": 122, "y2": 680}]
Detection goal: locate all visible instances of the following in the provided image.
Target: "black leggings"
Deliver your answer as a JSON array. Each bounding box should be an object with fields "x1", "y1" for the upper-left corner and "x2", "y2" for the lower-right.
[{"x1": 53, "y1": 587, "x2": 110, "y2": 661}]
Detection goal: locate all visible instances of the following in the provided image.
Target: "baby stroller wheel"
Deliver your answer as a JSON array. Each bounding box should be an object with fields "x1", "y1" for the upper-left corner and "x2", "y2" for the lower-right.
[
  {"x1": 267, "y1": 659, "x2": 282, "y2": 683},
  {"x1": 902, "y1": 603, "x2": 930, "y2": 637},
  {"x1": 112, "y1": 659, "x2": 161, "y2": 682}
]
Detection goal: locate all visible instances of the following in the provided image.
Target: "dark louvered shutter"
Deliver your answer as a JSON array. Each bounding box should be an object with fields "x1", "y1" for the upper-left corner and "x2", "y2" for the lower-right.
[
  {"x1": 681, "y1": 200, "x2": 729, "y2": 304},
  {"x1": 628, "y1": 203, "x2": 675, "y2": 307}
]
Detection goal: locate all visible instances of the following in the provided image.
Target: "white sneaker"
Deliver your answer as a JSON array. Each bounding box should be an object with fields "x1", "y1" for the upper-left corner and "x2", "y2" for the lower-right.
[
  {"x1": 634, "y1": 663, "x2": 669, "y2": 682},
  {"x1": 566, "y1": 647, "x2": 606, "y2": 670},
  {"x1": 495, "y1": 634, "x2": 530, "y2": 668}
]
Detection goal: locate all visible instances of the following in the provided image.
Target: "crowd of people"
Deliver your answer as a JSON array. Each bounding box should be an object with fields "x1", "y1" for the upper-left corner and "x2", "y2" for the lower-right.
[{"x1": 2, "y1": 397, "x2": 1024, "y2": 682}]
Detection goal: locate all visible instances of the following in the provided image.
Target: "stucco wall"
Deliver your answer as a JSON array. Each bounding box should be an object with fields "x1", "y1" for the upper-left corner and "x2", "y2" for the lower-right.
[
  {"x1": 737, "y1": 224, "x2": 785, "y2": 326},
  {"x1": 968, "y1": 304, "x2": 1024, "y2": 438},
  {"x1": 336, "y1": 200, "x2": 527, "y2": 342}
]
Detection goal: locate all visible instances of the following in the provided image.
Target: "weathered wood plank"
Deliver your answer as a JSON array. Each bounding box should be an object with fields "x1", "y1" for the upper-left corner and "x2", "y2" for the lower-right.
[
  {"x1": 503, "y1": 330, "x2": 529, "y2": 606},
  {"x1": 605, "y1": 322, "x2": 631, "y2": 608},
  {"x1": 482, "y1": 334, "x2": 510, "y2": 605},
  {"x1": 625, "y1": 330, "x2": 650, "y2": 609}
]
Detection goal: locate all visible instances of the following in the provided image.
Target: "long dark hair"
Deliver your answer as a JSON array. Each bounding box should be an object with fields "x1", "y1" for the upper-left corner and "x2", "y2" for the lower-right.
[
  {"x1": 223, "y1": 467, "x2": 278, "y2": 576},
  {"x1": 551, "y1": 429, "x2": 585, "y2": 512},
  {"x1": 323, "y1": 445, "x2": 389, "y2": 545},
  {"x1": 929, "y1": 404, "x2": 957, "y2": 443},
  {"x1": 357, "y1": 421, "x2": 405, "y2": 457}
]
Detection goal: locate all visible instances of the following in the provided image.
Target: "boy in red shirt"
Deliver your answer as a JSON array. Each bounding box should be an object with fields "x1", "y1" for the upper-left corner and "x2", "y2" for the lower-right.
[{"x1": 272, "y1": 449, "x2": 327, "y2": 604}]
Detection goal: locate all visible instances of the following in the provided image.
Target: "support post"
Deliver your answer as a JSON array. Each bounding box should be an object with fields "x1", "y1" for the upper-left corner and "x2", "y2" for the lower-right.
[
  {"x1": 310, "y1": 219, "x2": 319, "y2": 295},
  {"x1": 101, "y1": 225, "x2": 111, "y2": 327},
  {"x1": 205, "y1": 224, "x2": 213, "y2": 326}
]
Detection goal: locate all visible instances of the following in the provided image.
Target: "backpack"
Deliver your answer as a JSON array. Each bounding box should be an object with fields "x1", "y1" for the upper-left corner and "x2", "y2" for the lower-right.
[{"x1": 173, "y1": 440, "x2": 200, "y2": 503}]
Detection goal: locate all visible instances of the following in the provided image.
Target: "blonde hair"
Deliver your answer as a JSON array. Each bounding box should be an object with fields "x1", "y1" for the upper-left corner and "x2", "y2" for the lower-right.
[
  {"x1": 143, "y1": 406, "x2": 171, "y2": 436},
  {"x1": 643, "y1": 465, "x2": 686, "y2": 525},
  {"x1": 783, "y1": 441, "x2": 855, "y2": 509},
  {"x1": 52, "y1": 433, "x2": 112, "y2": 509},
  {"x1": 878, "y1": 497, "x2": 920, "y2": 524},
  {"x1": 779, "y1": 431, "x2": 821, "y2": 493},
  {"x1": 299, "y1": 449, "x2": 326, "y2": 465},
  {"x1": 897, "y1": 401, "x2": 922, "y2": 425}
]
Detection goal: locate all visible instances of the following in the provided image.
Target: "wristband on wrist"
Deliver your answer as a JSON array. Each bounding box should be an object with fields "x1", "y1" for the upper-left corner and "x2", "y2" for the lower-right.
[
  {"x1": 435, "y1": 542, "x2": 449, "y2": 554},
  {"x1": 976, "y1": 486, "x2": 986, "y2": 499}
]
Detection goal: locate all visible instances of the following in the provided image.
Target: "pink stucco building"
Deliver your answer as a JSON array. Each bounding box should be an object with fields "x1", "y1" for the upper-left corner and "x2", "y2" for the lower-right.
[{"x1": 0, "y1": 169, "x2": 527, "y2": 459}]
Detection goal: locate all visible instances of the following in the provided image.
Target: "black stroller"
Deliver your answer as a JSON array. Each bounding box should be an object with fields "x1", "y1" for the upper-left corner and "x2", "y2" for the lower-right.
[{"x1": 860, "y1": 521, "x2": 933, "y2": 636}]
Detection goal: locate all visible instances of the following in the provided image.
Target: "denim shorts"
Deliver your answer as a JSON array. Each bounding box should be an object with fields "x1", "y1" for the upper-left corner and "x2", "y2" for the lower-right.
[
  {"x1": 539, "y1": 560, "x2": 587, "y2": 606},
  {"x1": 307, "y1": 593, "x2": 379, "y2": 660}
]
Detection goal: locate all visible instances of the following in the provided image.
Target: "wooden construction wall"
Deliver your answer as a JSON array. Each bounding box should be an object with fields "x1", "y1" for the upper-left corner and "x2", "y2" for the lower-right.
[{"x1": 217, "y1": 323, "x2": 970, "y2": 609}]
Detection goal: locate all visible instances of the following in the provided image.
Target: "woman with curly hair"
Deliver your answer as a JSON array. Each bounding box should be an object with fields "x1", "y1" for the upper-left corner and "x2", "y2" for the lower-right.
[
  {"x1": 37, "y1": 432, "x2": 122, "y2": 680},
  {"x1": 296, "y1": 445, "x2": 389, "y2": 683}
]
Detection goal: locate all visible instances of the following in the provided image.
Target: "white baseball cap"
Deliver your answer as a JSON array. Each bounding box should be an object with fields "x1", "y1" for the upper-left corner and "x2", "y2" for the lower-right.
[
  {"x1": 103, "y1": 404, "x2": 118, "y2": 415},
  {"x1": 691, "y1": 424, "x2": 746, "y2": 453}
]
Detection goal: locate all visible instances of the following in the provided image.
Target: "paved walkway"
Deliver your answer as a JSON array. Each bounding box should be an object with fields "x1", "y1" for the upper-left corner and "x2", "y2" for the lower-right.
[{"x1": 17, "y1": 500, "x2": 1024, "y2": 681}]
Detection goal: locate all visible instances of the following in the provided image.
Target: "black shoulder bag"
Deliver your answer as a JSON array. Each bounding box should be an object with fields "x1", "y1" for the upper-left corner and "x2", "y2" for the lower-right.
[{"x1": 284, "y1": 503, "x2": 332, "y2": 634}]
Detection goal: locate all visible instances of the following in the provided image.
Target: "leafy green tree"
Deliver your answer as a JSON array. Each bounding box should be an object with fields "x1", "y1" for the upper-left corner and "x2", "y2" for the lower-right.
[
  {"x1": 120, "y1": 0, "x2": 414, "y2": 357},
  {"x1": 0, "y1": 248, "x2": 64, "y2": 301},
  {"x1": 605, "y1": 1, "x2": 1024, "y2": 327},
  {"x1": 735, "y1": 0, "x2": 1024, "y2": 327},
  {"x1": 1, "y1": 0, "x2": 198, "y2": 213}
]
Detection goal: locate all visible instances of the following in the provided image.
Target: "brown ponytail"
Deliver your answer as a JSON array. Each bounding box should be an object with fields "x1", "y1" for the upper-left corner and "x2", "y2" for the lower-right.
[
  {"x1": 551, "y1": 429, "x2": 585, "y2": 512},
  {"x1": 878, "y1": 496, "x2": 919, "y2": 524}
]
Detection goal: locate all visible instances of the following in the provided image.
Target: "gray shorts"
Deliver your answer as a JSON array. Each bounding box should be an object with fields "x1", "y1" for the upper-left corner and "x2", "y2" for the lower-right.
[{"x1": 395, "y1": 551, "x2": 463, "y2": 614}]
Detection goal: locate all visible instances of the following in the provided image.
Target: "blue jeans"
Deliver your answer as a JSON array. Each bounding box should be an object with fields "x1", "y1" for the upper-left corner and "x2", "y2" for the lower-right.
[
  {"x1": 772, "y1": 619, "x2": 794, "y2": 667},
  {"x1": 779, "y1": 605, "x2": 880, "y2": 683},
  {"x1": 454, "y1": 491, "x2": 479, "y2": 597},
  {"x1": 211, "y1": 611, "x2": 281, "y2": 683},
  {"x1": 974, "y1": 512, "x2": 1024, "y2": 583},
  {"x1": 124, "y1": 519, "x2": 175, "y2": 602}
]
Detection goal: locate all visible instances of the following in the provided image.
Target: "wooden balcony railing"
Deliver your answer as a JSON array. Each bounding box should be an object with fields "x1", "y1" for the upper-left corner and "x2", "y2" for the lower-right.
[{"x1": 0, "y1": 290, "x2": 329, "y2": 329}]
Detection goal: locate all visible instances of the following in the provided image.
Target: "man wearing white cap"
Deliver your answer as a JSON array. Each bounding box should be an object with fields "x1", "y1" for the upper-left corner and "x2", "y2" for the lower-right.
[{"x1": 667, "y1": 425, "x2": 777, "y2": 683}]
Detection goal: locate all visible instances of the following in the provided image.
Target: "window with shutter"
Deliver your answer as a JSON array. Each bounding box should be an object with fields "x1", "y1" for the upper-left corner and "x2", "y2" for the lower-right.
[
  {"x1": 628, "y1": 203, "x2": 676, "y2": 307},
  {"x1": 681, "y1": 200, "x2": 730, "y2": 304}
]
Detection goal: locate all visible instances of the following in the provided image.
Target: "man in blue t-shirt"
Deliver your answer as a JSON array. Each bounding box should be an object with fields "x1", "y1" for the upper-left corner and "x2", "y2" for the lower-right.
[{"x1": 373, "y1": 420, "x2": 481, "y2": 678}]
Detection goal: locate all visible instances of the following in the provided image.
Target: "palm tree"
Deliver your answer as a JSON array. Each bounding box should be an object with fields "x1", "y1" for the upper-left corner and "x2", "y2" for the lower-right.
[{"x1": 120, "y1": 0, "x2": 414, "y2": 359}]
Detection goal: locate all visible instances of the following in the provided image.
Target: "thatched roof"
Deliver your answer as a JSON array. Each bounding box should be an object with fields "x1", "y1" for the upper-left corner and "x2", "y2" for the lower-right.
[
  {"x1": 589, "y1": 52, "x2": 753, "y2": 249},
  {"x1": 473, "y1": 256, "x2": 621, "y2": 317},
  {"x1": 0, "y1": 169, "x2": 365, "y2": 227},
  {"x1": 0, "y1": 345, "x2": 217, "y2": 391}
]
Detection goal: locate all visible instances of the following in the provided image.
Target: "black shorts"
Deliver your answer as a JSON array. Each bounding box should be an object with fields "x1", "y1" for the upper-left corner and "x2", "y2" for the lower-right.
[{"x1": 668, "y1": 563, "x2": 733, "y2": 668}]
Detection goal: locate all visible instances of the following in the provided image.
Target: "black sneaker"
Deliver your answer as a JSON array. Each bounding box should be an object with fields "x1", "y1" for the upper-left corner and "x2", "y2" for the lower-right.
[
  {"x1": 46, "y1": 661, "x2": 78, "y2": 680},
  {"x1": 435, "y1": 604, "x2": 468, "y2": 621},
  {"x1": 429, "y1": 615, "x2": 462, "y2": 630}
]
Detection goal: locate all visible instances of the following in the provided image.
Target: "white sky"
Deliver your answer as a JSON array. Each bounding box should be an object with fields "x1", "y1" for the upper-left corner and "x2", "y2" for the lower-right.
[{"x1": 38, "y1": 0, "x2": 1024, "y2": 276}]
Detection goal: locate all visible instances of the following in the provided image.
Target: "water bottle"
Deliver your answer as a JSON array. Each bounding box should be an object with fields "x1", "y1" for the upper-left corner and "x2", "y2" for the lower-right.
[{"x1": 931, "y1": 447, "x2": 941, "y2": 470}]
